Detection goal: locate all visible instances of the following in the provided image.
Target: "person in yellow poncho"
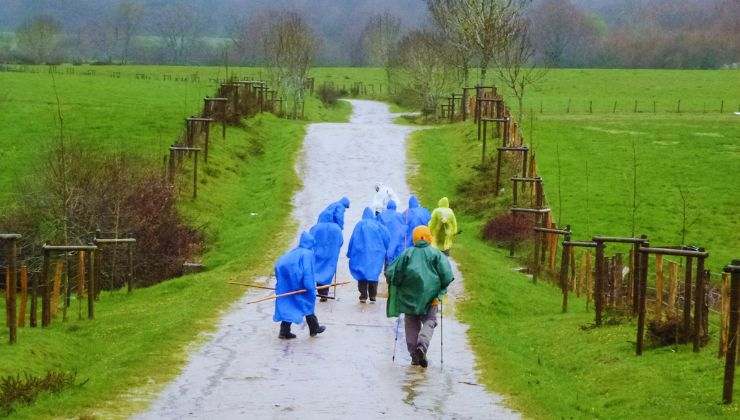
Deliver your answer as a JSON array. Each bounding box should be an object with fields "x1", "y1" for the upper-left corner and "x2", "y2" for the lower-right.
[{"x1": 428, "y1": 197, "x2": 458, "y2": 255}]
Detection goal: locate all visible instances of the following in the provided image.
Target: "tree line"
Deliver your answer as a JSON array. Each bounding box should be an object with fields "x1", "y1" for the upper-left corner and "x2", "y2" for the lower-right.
[{"x1": 0, "y1": 0, "x2": 737, "y2": 69}]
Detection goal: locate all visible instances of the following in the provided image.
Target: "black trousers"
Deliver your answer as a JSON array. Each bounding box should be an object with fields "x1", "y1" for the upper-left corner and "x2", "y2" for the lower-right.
[
  {"x1": 357, "y1": 280, "x2": 378, "y2": 300},
  {"x1": 317, "y1": 286, "x2": 329, "y2": 298},
  {"x1": 280, "y1": 314, "x2": 321, "y2": 335}
]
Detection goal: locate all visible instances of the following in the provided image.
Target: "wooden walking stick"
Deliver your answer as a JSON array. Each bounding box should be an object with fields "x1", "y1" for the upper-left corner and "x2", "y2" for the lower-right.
[
  {"x1": 245, "y1": 281, "x2": 351, "y2": 305},
  {"x1": 228, "y1": 282, "x2": 275, "y2": 290}
]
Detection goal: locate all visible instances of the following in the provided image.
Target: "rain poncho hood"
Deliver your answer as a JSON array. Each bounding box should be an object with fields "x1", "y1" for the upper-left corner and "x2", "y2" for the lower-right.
[
  {"x1": 318, "y1": 197, "x2": 351, "y2": 230},
  {"x1": 429, "y1": 197, "x2": 458, "y2": 251},
  {"x1": 347, "y1": 207, "x2": 390, "y2": 282},
  {"x1": 273, "y1": 232, "x2": 317, "y2": 324},
  {"x1": 385, "y1": 241, "x2": 454, "y2": 317},
  {"x1": 309, "y1": 213, "x2": 344, "y2": 286},
  {"x1": 403, "y1": 195, "x2": 432, "y2": 248},
  {"x1": 372, "y1": 183, "x2": 400, "y2": 214},
  {"x1": 379, "y1": 200, "x2": 406, "y2": 265}
]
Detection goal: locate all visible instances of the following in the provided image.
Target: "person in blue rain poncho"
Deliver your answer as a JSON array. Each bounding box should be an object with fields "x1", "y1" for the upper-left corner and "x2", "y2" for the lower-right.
[
  {"x1": 317, "y1": 197, "x2": 351, "y2": 230},
  {"x1": 273, "y1": 232, "x2": 326, "y2": 339},
  {"x1": 379, "y1": 200, "x2": 406, "y2": 265},
  {"x1": 347, "y1": 207, "x2": 390, "y2": 303},
  {"x1": 309, "y1": 213, "x2": 344, "y2": 302},
  {"x1": 403, "y1": 195, "x2": 431, "y2": 248}
]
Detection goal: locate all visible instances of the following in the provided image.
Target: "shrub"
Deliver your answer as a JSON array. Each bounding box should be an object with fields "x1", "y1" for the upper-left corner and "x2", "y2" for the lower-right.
[
  {"x1": 482, "y1": 212, "x2": 535, "y2": 246},
  {"x1": 0, "y1": 141, "x2": 202, "y2": 289},
  {"x1": 0, "y1": 370, "x2": 81, "y2": 415},
  {"x1": 316, "y1": 84, "x2": 340, "y2": 106}
]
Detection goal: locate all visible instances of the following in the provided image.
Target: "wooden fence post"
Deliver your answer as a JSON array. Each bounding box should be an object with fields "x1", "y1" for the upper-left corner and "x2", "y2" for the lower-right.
[
  {"x1": 722, "y1": 261, "x2": 739, "y2": 404},
  {"x1": 720, "y1": 272, "x2": 730, "y2": 357},
  {"x1": 694, "y1": 251, "x2": 706, "y2": 352},
  {"x1": 655, "y1": 254, "x2": 664, "y2": 319},
  {"x1": 18, "y1": 266, "x2": 28, "y2": 328},
  {"x1": 594, "y1": 240, "x2": 606, "y2": 326},
  {"x1": 78, "y1": 251, "x2": 86, "y2": 320},
  {"x1": 636, "y1": 245, "x2": 650, "y2": 355},
  {"x1": 668, "y1": 261, "x2": 678, "y2": 315},
  {"x1": 51, "y1": 261, "x2": 62, "y2": 318},
  {"x1": 559, "y1": 235, "x2": 571, "y2": 313}
]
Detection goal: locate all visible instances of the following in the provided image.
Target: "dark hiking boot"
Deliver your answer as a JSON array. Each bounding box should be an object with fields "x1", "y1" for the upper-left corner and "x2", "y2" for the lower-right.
[
  {"x1": 414, "y1": 347, "x2": 428, "y2": 368},
  {"x1": 369, "y1": 297, "x2": 376, "y2": 302},
  {"x1": 410, "y1": 353, "x2": 421, "y2": 366},
  {"x1": 359, "y1": 297, "x2": 367, "y2": 303},
  {"x1": 279, "y1": 322, "x2": 296, "y2": 339},
  {"x1": 306, "y1": 315, "x2": 326, "y2": 337},
  {"x1": 310, "y1": 326, "x2": 326, "y2": 337},
  {"x1": 320, "y1": 297, "x2": 328, "y2": 302}
]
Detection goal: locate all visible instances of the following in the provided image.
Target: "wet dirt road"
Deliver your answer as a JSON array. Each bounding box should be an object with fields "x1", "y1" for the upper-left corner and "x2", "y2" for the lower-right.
[{"x1": 139, "y1": 100, "x2": 517, "y2": 419}]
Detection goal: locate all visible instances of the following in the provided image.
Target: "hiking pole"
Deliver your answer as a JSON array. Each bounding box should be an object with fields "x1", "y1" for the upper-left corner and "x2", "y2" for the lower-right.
[
  {"x1": 440, "y1": 299, "x2": 444, "y2": 370},
  {"x1": 244, "y1": 281, "x2": 351, "y2": 305},
  {"x1": 228, "y1": 282, "x2": 275, "y2": 290},
  {"x1": 392, "y1": 315, "x2": 401, "y2": 363}
]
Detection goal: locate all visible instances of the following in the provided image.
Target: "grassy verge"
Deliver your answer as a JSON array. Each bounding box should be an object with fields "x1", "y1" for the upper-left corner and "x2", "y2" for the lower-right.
[
  {"x1": 0, "y1": 107, "x2": 331, "y2": 417},
  {"x1": 407, "y1": 123, "x2": 738, "y2": 418}
]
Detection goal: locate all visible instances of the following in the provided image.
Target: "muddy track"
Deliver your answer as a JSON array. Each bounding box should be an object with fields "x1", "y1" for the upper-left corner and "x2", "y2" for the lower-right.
[{"x1": 138, "y1": 100, "x2": 517, "y2": 419}]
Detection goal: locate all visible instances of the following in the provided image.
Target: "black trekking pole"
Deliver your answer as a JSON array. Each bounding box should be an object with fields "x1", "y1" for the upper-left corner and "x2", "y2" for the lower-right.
[
  {"x1": 440, "y1": 299, "x2": 444, "y2": 370},
  {"x1": 392, "y1": 315, "x2": 401, "y2": 363}
]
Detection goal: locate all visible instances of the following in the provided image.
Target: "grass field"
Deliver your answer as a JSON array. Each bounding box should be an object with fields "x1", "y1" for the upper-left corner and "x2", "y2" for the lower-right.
[
  {"x1": 0, "y1": 68, "x2": 349, "y2": 416},
  {"x1": 0, "y1": 64, "x2": 736, "y2": 416},
  {"x1": 0, "y1": 66, "x2": 349, "y2": 206},
  {"x1": 0, "y1": 116, "x2": 308, "y2": 418},
  {"x1": 408, "y1": 123, "x2": 738, "y2": 419}
]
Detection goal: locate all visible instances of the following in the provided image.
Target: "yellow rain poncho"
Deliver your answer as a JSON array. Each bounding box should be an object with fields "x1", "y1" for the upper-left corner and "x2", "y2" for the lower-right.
[{"x1": 428, "y1": 197, "x2": 458, "y2": 252}]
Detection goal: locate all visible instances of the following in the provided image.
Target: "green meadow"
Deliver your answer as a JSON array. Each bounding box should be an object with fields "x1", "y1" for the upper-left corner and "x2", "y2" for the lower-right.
[
  {"x1": 0, "y1": 67, "x2": 348, "y2": 417},
  {"x1": 408, "y1": 122, "x2": 738, "y2": 419},
  {"x1": 0, "y1": 65, "x2": 737, "y2": 417}
]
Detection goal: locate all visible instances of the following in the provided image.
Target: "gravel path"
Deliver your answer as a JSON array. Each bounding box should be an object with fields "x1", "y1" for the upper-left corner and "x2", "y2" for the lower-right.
[{"x1": 138, "y1": 100, "x2": 517, "y2": 419}]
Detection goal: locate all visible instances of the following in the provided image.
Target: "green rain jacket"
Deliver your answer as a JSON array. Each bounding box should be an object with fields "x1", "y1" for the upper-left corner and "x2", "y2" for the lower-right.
[{"x1": 385, "y1": 241, "x2": 454, "y2": 317}]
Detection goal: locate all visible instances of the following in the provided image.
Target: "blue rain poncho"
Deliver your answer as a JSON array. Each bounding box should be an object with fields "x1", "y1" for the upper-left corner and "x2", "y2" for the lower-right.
[
  {"x1": 379, "y1": 200, "x2": 406, "y2": 264},
  {"x1": 309, "y1": 213, "x2": 344, "y2": 286},
  {"x1": 273, "y1": 232, "x2": 317, "y2": 324},
  {"x1": 347, "y1": 207, "x2": 390, "y2": 282},
  {"x1": 318, "y1": 197, "x2": 351, "y2": 230},
  {"x1": 403, "y1": 195, "x2": 431, "y2": 248}
]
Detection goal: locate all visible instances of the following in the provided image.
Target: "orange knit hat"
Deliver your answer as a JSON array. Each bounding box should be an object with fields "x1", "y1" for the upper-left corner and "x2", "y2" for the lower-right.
[{"x1": 412, "y1": 225, "x2": 433, "y2": 245}]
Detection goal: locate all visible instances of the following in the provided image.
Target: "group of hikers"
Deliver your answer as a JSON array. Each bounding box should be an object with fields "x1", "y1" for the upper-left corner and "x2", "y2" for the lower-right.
[{"x1": 272, "y1": 183, "x2": 458, "y2": 367}]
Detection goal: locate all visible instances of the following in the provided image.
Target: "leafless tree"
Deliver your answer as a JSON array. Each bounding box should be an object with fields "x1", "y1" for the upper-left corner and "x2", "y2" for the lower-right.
[
  {"x1": 529, "y1": 0, "x2": 599, "y2": 67},
  {"x1": 425, "y1": 0, "x2": 530, "y2": 85},
  {"x1": 155, "y1": 2, "x2": 204, "y2": 64},
  {"x1": 261, "y1": 11, "x2": 319, "y2": 116},
  {"x1": 426, "y1": 0, "x2": 475, "y2": 86},
  {"x1": 387, "y1": 30, "x2": 456, "y2": 115},
  {"x1": 15, "y1": 15, "x2": 61, "y2": 64},
  {"x1": 115, "y1": 0, "x2": 144, "y2": 64},
  {"x1": 361, "y1": 12, "x2": 402, "y2": 68},
  {"x1": 230, "y1": 9, "x2": 271, "y2": 65},
  {"x1": 493, "y1": 19, "x2": 547, "y2": 119}
]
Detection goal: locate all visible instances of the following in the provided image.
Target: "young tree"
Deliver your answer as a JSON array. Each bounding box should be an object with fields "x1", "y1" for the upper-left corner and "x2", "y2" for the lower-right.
[
  {"x1": 361, "y1": 12, "x2": 402, "y2": 68},
  {"x1": 493, "y1": 18, "x2": 547, "y2": 119},
  {"x1": 529, "y1": 0, "x2": 600, "y2": 67},
  {"x1": 262, "y1": 11, "x2": 319, "y2": 117},
  {"x1": 155, "y1": 2, "x2": 204, "y2": 64},
  {"x1": 424, "y1": 0, "x2": 530, "y2": 84},
  {"x1": 115, "y1": 0, "x2": 144, "y2": 64},
  {"x1": 15, "y1": 15, "x2": 61, "y2": 64},
  {"x1": 426, "y1": 0, "x2": 475, "y2": 86},
  {"x1": 387, "y1": 30, "x2": 456, "y2": 115}
]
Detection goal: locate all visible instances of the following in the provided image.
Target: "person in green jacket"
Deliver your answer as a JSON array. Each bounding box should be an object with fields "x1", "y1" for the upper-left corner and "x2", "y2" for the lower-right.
[
  {"x1": 385, "y1": 225, "x2": 454, "y2": 367},
  {"x1": 428, "y1": 197, "x2": 458, "y2": 255}
]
